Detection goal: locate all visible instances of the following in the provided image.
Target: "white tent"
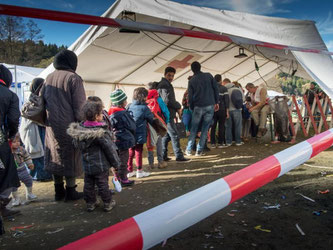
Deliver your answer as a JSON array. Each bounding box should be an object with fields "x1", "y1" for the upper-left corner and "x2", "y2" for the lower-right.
[{"x1": 38, "y1": 0, "x2": 333, "y2": 105}]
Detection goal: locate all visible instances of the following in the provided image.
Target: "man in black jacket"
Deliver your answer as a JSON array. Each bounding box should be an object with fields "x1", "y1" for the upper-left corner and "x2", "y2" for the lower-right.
[
  {"x1": 210, "y1": 74, "x2": 229, "y2": 148},
  {"x1": 157, "y1": 67, "x2": 188, "y2": 162},
  {"x1": 185, "y1": 62, "x2": 219, "y2": 156},
  {"x1": 0, "y1": 64, "x2": 21, "y2": 221}
]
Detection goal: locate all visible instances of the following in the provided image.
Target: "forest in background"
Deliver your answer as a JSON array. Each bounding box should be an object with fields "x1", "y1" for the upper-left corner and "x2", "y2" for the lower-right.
[{"x1": 0, "y1": 16, "x2": 66, "y2": 68}]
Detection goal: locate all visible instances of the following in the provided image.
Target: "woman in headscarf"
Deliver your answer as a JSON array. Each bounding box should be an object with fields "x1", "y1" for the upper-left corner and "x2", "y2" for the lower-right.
[
  {"x1": 0, "y1": 64, "x2": 21, "y2": 219},
  {"x1": 41, "y1": 50, "x2": 86, "y2": 201},
  {"x1": 19, "y1": 78, "x2": 52, "y2": 182}
]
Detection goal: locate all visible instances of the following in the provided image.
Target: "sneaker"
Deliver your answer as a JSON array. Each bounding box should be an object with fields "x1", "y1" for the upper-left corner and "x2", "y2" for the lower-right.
[
  {"x1": 185, "y1": 150, "x2": 192, "y2": 156},
  {"x1": 12, "y1": 197, "x2": 21, "y2": 207},
  {"x1": 136, "y1": 170, "x2": 150, "y2": 178},
  {"x1": 158, "y1": 161, "x2": 167, "y2": 169},
  {"x1": 211, "y1": 144, "x2": 216, "y2": 149},
  {"x1": 127, "y1": 171, "x2": 136, "y2": 178},
  {"x1": 195, "y1": 151, "x2": 206, "y2": 156},
  {"x1": 26, "y1": 193, "x2": 38, "y2": 201},
  {"x1": 235, "y1": 142, "x2": 244, "y2": 146},
  {"x1": 225, "y1": 144, "x2": 232, "y2": 147},
  {"x1": 104, "y1": 200, "x2": 116, "y2": 212},
  {"x1": 176, "y1": 157, "x2": 190, "y2": 162},
  {"x1": 87, "y1": 202, "x2": 98, "y2": 212},
  {"x1": 218, "y1": 144, "x2": 226, "y2": 148},
  {"x1": 120, "y1": 179, "x2": 135, "y2": 187}
]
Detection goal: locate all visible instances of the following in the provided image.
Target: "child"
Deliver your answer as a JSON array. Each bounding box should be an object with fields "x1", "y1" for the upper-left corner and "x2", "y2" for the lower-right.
[
  {"x1": 67, "y1": 100, "x2": 120, "y2": 212},
  {"x1": 109, "y1": 89, "x2": 136, "y2": 186},
  {"x1": 87, "y1": 96, "x2": 112, "y2": 131},
  {"x1": 128, "y1": 87, "x2": 154, "y2": 178},
  {"x1": 146, "y1": 83, "x2": 170, "y2": 169},
  {"x1": 10, "y1": 133, "x2": 37, "y2": 206}
]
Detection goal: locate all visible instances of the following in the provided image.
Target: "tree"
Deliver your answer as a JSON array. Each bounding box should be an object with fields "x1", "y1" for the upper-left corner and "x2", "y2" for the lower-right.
[{"x1": 26, "y1": 19, "x2": 43, "y2": 41}]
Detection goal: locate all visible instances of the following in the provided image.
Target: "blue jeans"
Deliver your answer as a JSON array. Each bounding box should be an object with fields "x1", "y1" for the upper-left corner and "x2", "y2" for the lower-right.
[
  {"x1": 186, "y1": 105, "x2": 214, "y2": 152},
  {"x1": 148, "y1": 136, "x2": 163, "y2": 165},
  {"x1": 162, "y1": 120, "x2": 184, "y2": 159},
  {"x1": 225, "y1": 110, "x2": 242, "y2": 144}
]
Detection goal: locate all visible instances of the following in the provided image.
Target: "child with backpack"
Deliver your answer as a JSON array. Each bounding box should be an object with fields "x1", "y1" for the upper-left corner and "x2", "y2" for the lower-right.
[
  {"x1": 127, "y1": 87, "x2": 154, "y2": 178},
  {"x1": 10, "y1": 133, "x2": 37, "y2": 206},
  {"x1": 108, "y1": 89, "x2": 136, "y2": 186},
  {"x1": 146, "y1": 83, "x2": 170, "y2": 169},
  {"x1": 67, "y1": 100, "x2": 120, "y2": 212}
]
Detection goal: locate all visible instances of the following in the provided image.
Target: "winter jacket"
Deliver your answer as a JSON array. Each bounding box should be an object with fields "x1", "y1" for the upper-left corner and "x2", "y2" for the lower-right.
[
  {"x1": 42, "y1": 69, "x2": 86, "y2": 177},
  {"x1": 217, "y1": 84, "x2": 229, "y2": 110},
  {"x1": 128, "y1": 100, "x2": 154, "y2": 144},
  {"x1": 67, "y1": 122, "x2": 120, "y2": 175},
  {"x1": 157, "y1": 77, "x2": 181, "y2": 119},
  {"x1": 0, "y1": 84, "x2": 20, "y2": 193},
  {"x1": 109, "y1": 107, "x2": 136, "y2": 150},
  {"x1": 188, "y1": 71, "x2": 219, "y2": 110}
]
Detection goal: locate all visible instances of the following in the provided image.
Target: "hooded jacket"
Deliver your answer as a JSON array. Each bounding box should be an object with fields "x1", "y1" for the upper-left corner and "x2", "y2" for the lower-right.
[
  {"x1": 109, "y1": 107, "x2": 136, "y2": 150},
  {"x1": 128, "y1": 100, "x2": 154, "y2": 144},
  {"x1": 157, "y1": 77, "x2": 181, "y2": 119},
  {"x1": 67, "y1": 122, "x2": 120, "y2": 175}
]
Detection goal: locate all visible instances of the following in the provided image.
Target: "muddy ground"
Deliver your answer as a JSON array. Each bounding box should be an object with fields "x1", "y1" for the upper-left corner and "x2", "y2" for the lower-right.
[{"x1": 1, "y1": 134, "x2": 332, "y2": 250}]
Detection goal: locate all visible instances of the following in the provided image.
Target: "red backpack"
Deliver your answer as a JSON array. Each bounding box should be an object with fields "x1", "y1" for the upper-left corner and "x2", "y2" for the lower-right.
[{"x1": 146, "y1": 89, "x2": 166, "y2": 126}]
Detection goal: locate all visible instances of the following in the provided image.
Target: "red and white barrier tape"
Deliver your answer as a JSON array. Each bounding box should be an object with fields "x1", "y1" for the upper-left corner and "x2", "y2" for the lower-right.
[
  {"x1": 0, "y1": 4, "x2": 332, "y2": 56},
  {"x1": 59, "y1": 128, "x2": 333, "y2": 250}
]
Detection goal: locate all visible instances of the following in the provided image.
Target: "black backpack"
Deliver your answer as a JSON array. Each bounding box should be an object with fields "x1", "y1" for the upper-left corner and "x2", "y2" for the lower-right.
[{"x1": 231, "y1": 88, "x2": 243, "y2": 109}]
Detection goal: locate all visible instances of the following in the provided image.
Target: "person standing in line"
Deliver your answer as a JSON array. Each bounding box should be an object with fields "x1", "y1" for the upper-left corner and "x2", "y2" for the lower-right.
[
  {"x1": 42, "y1": 50, "x2": 86, "y2": 201},
  {"x1": 127, "y1": 87, "x2": 154, "y2": 178},
  {"x1": 185, "y1": 61, "x2": 219, "y2": 156},
  {"x1": 0, "y1": 64, "x2": 21, "y2": 219},
  {"x1": 210, "y1": 74, "x2": 229, "y2": 148},
  {"x1": 67, "y1": 101, "x2": 120, "y2": 212},
  {"x1": 20, "y1": 78, "x2": 52, "y2": 182},
  {"x1": 109, "y1": 89, "x2": 136, "y2": 186},
  {"x1": 157, "y1": 67, "x2": 189, "y2": 162},
  {"x1": 223, "y1": 78, "x2": 244, "y2": 146}
]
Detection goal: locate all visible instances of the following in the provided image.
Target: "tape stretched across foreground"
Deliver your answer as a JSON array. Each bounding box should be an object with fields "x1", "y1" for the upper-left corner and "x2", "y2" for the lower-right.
[{"x1": 60, "y1": 129, "x2": 333, "y2": 250}]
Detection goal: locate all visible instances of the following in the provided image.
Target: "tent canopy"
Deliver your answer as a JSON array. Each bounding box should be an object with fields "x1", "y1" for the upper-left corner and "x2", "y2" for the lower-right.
[{"x1": 39, "y1": 0, "x2": 333, "y2": 103}]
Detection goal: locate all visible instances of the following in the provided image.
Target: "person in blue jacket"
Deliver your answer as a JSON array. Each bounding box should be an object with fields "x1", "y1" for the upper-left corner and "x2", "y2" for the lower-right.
[{"x1": 127, "y1": 87, "x2": 154, "y2": 178}]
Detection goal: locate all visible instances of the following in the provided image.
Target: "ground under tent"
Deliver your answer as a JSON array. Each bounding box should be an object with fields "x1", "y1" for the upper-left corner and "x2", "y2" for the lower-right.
[{"x1": 33, "y1": 0, "x2": 333, "y2": 106}]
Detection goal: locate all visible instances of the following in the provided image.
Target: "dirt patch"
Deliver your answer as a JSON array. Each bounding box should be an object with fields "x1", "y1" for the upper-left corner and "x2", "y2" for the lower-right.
[{"x1": 1, "y1": 135, "x2": 332, "y2": 249}]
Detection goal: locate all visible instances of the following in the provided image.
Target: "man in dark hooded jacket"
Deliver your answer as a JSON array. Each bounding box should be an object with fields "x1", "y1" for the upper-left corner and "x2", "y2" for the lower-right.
[
  {"x1": 157, "y1": 67, "x2": 189, "y2": 162},
  {"x1": 42, "y1": 50, "x2": 86, "y2": 201},
  {"x1": 0, "y1": 64, "x2": 21, "y2": 220}
]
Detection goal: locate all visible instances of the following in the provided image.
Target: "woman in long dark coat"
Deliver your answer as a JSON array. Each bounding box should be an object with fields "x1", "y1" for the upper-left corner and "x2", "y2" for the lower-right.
[
  {"x1": 42, "y1": 50, "x2": 86, "y2": 201},
  {"x1": 0, "y1": 64, "x2": 21, "y2": 219}
]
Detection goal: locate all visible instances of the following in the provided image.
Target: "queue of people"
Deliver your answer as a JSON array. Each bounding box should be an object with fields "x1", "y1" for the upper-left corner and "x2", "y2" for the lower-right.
[{"x1": 0, "y1": 50, "x2": 273, "y2": 225}]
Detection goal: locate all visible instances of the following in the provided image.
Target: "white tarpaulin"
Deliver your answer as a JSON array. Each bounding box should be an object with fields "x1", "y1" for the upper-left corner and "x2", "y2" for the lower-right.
[{"x1": 39, "y1": 0, "x2": 333, "y2": 104}]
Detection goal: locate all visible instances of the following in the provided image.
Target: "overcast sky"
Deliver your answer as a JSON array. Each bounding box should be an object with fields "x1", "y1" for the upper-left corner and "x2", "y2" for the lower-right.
[{"x1": 2, "y1": 0, "x2": 333, "y2": 50}]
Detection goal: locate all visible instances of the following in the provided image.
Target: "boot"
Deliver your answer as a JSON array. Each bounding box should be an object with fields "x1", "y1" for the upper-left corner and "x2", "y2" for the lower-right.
[
  {"x1": 11, "y1": 191, "x2": 21, "y2": 206},
  {"x1": 54, "y1": 183, "x2": 66, "y2": 201},
  {"x1": 0, "y1": 198, "x2": 20, "y2": 218},
  {"x1": 64, "y1": 185, "x2": 83, "y2": 202},
  {"x1": 26, "y1": 187, "x2": 37, "y2": 201}
]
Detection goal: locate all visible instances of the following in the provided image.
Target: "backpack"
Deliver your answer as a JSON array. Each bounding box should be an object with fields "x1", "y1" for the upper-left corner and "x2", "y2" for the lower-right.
[
  {"x1": 146, "y1": 98, "x2": 166, "y2": 124},
  {"x1": 231, "y1": 88, "x2": 243, "y2": 109}
]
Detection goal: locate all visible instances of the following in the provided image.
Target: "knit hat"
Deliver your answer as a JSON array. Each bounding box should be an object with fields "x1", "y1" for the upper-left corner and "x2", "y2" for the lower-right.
[{"x1": 110, "y1": 89, "x2": 127, "y2": 106}]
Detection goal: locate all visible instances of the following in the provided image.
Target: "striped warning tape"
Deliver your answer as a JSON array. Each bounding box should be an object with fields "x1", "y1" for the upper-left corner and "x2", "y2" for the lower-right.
[{"x1": 59, "y1": 128, "x2": 333, "y2": 250}]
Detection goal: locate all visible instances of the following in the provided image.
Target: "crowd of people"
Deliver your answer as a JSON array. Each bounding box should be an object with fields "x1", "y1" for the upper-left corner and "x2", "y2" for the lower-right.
[{"x1": 0, "y1": 49, "x2": 274, "y2": 231}]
